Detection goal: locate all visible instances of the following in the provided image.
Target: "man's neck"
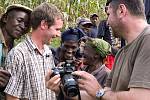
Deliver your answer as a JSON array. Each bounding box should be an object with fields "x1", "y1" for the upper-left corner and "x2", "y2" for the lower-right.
[
  {"x1": 1, "y1": 27, "x2": 14, "y2": 51},
  {"x1": 123, "y1": 18, "x2": 148, "y2": 44},
  {"x1": 31, "y1": 30, "x2": 44, "y2": 53},
  {"x1": 88, "y1": 60, "x2": 103, "y2": 73}
]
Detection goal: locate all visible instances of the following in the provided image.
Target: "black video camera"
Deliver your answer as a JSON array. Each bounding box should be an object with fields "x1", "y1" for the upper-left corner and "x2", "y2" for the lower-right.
[{"x1": 51, "y1": 60, "x2": 80, "y2": 98}]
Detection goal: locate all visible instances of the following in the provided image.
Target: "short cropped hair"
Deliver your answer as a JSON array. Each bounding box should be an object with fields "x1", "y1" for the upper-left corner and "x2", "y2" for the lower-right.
[
  {"x1": 111, "y1": 0, "x2": 145, "y2": 17},
  {"x1": 31, "y1": 2, "x2": 63, "y2": 30}
]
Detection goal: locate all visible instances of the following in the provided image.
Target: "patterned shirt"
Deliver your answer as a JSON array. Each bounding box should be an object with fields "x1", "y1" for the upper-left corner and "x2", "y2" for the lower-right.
[{"x1": 4, "y1": 36, "x2": 56, "y2": 100}]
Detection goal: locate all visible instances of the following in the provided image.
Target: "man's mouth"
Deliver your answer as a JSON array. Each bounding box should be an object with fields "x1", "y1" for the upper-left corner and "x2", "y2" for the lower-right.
[
  {"x1": 65, "y1": 54, "x2": 73, "y2": 60},
  {"x1": 15, "y1": 29, "x2": 23, "y2": 34}
]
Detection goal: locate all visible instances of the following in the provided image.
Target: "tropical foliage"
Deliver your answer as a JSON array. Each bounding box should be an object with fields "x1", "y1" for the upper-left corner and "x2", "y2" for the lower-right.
[{"x1": 0, "y1": 0, "x2": 107, "y2": 47}]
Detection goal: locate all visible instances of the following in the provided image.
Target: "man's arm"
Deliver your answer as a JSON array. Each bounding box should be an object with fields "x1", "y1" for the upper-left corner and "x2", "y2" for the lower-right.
[
  {"x1": 102, "y1": 88, "x2": 150, "y2": 100},
  {"x1": 4, "y1": 49, "x2": 28, "y2": 99},
  {"x1": 45, "y1": 69, "x2": 61, "y2": 95},
  {"x1": 73, "y1": 71, "x2": 150, "y2": 100},
  {"x1": 6, "y1": 94, "x2": 19, "y2": 100}
]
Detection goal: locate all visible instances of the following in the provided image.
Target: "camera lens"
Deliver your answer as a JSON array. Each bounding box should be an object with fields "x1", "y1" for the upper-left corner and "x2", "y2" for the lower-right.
[
  {"x1": 62, "y1": 74, "x2": 79, "y2": 97},
  {"x1": 65, "y1": 86, "x2": 78, "y2": 97}
]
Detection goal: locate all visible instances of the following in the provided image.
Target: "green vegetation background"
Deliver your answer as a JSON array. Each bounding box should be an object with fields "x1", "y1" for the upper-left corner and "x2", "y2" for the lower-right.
[{"x1": 0, "y1": 0, "x2": 107, "y2": 48}]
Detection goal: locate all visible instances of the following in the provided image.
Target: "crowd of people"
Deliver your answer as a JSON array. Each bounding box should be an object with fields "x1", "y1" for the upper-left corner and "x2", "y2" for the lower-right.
[{"x1": 0, "y1": 0, "x2": 150, "y2": 100}]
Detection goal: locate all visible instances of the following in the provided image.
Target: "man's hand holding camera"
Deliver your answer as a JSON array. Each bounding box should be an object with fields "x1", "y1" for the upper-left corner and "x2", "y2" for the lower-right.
[
  {"x1": 72, "y1": 71, "x2": 102, "y2": 98},
  {"x1": 45, "y1": 69, "x2": 61, "y2": 95},
  {"x1": 45, "y1": 68, "x2": 103, "y2": 100}
]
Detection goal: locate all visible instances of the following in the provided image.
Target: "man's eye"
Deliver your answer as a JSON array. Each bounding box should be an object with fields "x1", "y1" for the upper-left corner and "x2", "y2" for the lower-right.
[
  {"x1": 17, "y1": 18, "x2": 23, "y2": 22},
  {"x1": 61, "y1": 45, "x2": 68, "y2": 49},
  {"x1": 56, "y1": 28, "x2": 61, "y2": 31},
  {"x1": 72, "y1": 46, "x2": 77, "y2": 50}
]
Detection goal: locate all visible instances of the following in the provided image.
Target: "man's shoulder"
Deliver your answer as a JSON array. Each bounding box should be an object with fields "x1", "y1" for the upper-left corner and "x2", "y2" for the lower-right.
[
  {"x1": 133, "y1": 26, "x2": 150, "y2": 48},
  {"x1": 92, "y1": 65, "x2": 110, "y2": 76},
  {"x1": 141, "y1": 26, "x2": 150, "y2": 36},
  {"x1": 8, "y1": 40, "x2": 28, "y2": 56}
]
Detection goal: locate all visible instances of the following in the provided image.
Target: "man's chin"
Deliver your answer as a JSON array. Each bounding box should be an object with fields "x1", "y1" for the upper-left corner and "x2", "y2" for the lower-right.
[
  {"x1": 64, "y1": 56, "x2": 73, "y2": 60},
  {"x1": 112, "y1": 30, "x2": 120, "y2": 38},
  {"x1": 44, "y1": 39, "x2": 51, "y2": 45}
]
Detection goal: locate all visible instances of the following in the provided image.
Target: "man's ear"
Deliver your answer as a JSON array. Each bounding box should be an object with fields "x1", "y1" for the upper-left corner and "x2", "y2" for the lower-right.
[
  {"x1": 117, "y1": 4, "x2": 127, "y2": 18},
  {"x1": 40, "y1": 20, "x2": 48, "y2": 30},
  {"x1": 1, "y1": 14, "x2": 8, "y2": 23}
]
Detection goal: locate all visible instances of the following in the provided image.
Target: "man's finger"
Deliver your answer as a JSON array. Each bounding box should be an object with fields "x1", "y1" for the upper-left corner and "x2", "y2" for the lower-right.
[
  {"x1": 53, "y1": 77, "x2": 61, "y2": 84},
  {"x1": 47, "y1": 77, "x2": 60, "y2": 88},
  {"x1": 45, "y1": 69, "x2": 53, "y2": 81},
  {"x1": 0, "y1": 73, "x2": 10, "y2": 80},
  {"x1": 77, "y1": 79, "x2": 85, "y2": 85},
  {"x1": 0, "y1": 77, "x2": 9, "y2": 88},
  {"x1": 46, "y1": 74, "x2": 61, "y2": 88},
  {"x1": 79, "y1": 84, "x2": 86, "y2": 90},
  {"x1": 72, "y1": 71, "x2": 90, "y2": 80},
  {"x1": 0, "y1": 70, "x2": 11, "y2": 77},
  {"x1": 0, "y1": 77, "x2": 9, "y2": 82}
]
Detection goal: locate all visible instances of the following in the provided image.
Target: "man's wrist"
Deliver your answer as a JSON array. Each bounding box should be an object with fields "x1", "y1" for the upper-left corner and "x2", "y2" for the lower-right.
[
  {"x1": 96, "y1": 89, "x2": 105, "y2": 100},
  {"x1": 95, "y1": 88, "x2": 111, "y2": 100}
]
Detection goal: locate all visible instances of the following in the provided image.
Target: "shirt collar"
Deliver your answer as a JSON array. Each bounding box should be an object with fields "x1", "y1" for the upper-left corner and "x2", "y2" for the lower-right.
[{"x1": 26, "y1": 35, "x2": 52, "y2": 56}]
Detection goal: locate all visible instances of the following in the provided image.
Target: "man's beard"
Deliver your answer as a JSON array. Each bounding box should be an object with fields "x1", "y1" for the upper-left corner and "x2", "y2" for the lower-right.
[
  {"x1": 110, "y1": 25, "x2": 121, "y2": 38},
  {"x1": 112, "y1": 29, "x2": 120, "y2": 38}
]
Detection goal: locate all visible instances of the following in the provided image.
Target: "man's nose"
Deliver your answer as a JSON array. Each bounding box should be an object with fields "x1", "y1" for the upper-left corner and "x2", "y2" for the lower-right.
[
  {"x1": 94, "y1": 19, "x2": 97, "y2": 22},
  {"x1": 67, "y1": 48, "x2": 73, "y2": 53},
  {"x1": 56, "y1": 31, "x2": 61, "y2": 37},
  {"x1": 19, "y1": 22, "x2": 26, "y2": 31}
]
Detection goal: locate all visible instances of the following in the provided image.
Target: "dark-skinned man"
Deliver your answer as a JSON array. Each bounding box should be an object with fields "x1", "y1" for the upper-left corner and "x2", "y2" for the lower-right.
[
  {"x1": 46, "y1": 38, "x2": 111, "y2": 100},
  {"x1": 76, "y1": 17, "x2": 94, "y2": 37},
  {"x1": 51, "y1": 27, "x2": 84, "y2": 100},
  {"x1": 4, "y1": 3, "x2": 63, "y2": 100},
  {"x1": 89, "y1": 13, "x2": 99, "y2": 38},
  {"x1": 78, "y1": 38, "x2": 111, "y2": 88},
  {"x1": 0, "y1": 4, "x2": 32, "y2": 99},
  {"x1": 52, "y1": 27, "x2": 81, "y2": 66}
]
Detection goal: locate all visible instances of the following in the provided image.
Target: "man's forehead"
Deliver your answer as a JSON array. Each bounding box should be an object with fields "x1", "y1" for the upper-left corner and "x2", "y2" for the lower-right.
[
  {"x1": 84, "y1": 45, "x2": 96, "y2": 53},
  {"x1": 54, "y1": 17, "x2": 63, "y2": 22},
  {"x1": 6, "y1": 10, "x2": 29, "y2": 20},
  {"x1": 64, "y1": 41, "x2": 78, "y2": 44},
  {"x1": 6, "y1": 9, "x2": 30, "y2": 18},
  {"x1": 91, "y1": 16, "x2": 98, "y2": 19},
  {"x1": 53, "y1": 18, "x2": 63, "y2": 26}
]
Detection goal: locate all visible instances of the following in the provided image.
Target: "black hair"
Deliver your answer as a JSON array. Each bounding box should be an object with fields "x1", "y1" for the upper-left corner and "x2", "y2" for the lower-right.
[{"x1": 61, "y1": 27, "x2": 85, "y2": 43}]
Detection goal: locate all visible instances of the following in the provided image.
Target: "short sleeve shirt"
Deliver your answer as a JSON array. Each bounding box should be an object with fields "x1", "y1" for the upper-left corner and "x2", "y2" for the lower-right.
[
  {"x1": 4, "y1": 36, "x2": 56, "y2": 100},
  {"x1": 106, "y1": 26, "x2": 150, "y2": 91}
]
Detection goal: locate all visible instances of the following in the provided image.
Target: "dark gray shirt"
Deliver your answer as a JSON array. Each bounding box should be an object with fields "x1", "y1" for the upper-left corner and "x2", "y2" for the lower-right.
[
  {"x1": 91, "y1": 64, "x2": 110, "y2": 88},
  {"x1": 106, "y1": 26, "x2": 150, "y2": 91}
]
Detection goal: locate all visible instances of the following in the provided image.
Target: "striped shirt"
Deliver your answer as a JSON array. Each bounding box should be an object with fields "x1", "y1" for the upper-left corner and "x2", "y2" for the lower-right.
[{"x1": 4, "y1": 36, "x2": 56, "y2": 100}]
